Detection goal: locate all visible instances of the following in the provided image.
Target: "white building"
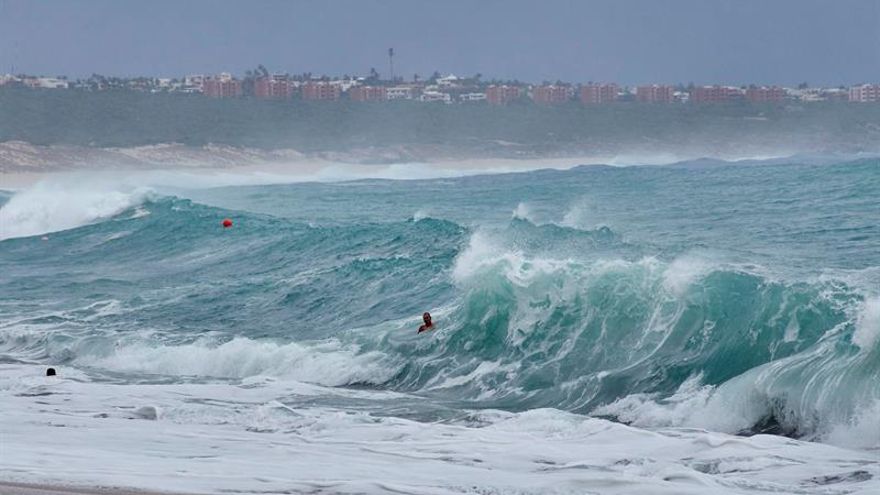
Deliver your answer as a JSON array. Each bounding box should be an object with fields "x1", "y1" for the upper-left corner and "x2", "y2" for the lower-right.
[
  {"x1": 0, "y1": 74, "x2": 19, "y2": 86},
  {"x1": 386, "y1": 86, "x2": 415, "y2": 100},
  {"x1": 420, "y1": 90, "x2": 452, "y2": 103},
  {"x1": 183, "y1": 74, "x2": 206, "y2": 92},
  {"x1": 436, "y1": 74, "x2": 460, "y2": 87},
  {"x1": 849, "y1": 84, "x2": 880, "y2": 102},
  {"x1": 333, "y1": 77, "x2": 359, "y2": 92},
  {"x1": 23, "y1": 77, "x2": 68, "y2": 89},
  {"x1": 459, "y1": 92, "x2": 487, "y2": 102}
]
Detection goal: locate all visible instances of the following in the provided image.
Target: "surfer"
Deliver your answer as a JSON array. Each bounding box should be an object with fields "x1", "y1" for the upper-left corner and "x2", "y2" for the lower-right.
[{"x1": 417, "y1": 312, "x2": 434, "y2": 333}]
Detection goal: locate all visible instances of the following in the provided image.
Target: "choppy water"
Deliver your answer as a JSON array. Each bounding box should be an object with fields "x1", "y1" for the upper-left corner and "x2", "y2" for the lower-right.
[{"x1": 1, "y1": 157, "x2": 878, "y2": 494}]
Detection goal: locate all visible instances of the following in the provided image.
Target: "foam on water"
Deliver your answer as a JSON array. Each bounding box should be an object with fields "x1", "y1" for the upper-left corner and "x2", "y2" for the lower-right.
[
  {"x1": 662, "y1": 255, "x2": 714, "y2": 297},
  {"x1": 3, "y1": 157, "x2": 880, "y2": 493},
  {"x1": 1, "y1": 364, "x2": 877, "y2": 495},
  {"x1": 0, "y1": 180, "x2": 152, "y2": 240},
  {"x1": 853, "y1": 296, "x2": 880, "y2": 350},
  {"x1": 77, "y1": 337, "x2": 400, "y2": 387},
  {"x1": 559, "y1": 200, "x2": 591, "y2": 229},
  {"x1": 511, "y1": 201, "x2": 534, "y2": 221}
]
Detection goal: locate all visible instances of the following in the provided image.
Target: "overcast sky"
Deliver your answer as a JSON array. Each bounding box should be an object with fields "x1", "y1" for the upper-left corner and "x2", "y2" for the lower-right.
[{"x1": 1, "y1": 0, "x2": 878, "y2": 86}]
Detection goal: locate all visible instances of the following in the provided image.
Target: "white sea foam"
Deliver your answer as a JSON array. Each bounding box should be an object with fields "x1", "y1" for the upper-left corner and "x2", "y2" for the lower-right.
[
  {"x1": 595, "y1": 354, "x2": 880, "y2": 450},
  {"x1": 511, "y1": 202, "x2": 534, "y2": 221},
  {"x1": 411, "y1": 209, "x2": 430, "y2": 221},
  {"x1": 826, "y1": 399, "x2": 880, "y2": 449},
  {"x1": 452, "y1": 231, "x2": 522, "y2": 282},
  {"x1": 77, "y1": 337, "x2": 400, "y2": 387},
  {"x1": 593, "y1": 374, "x2": 758, "y2": 434},
  {"x1": 853, "y1": 296, "x2": 880, "y2": 350},
  {"x1": 1, "y1": 363, "x2": 877, "y2": 494},
  {"x1": 662, "y1": 256, "x2": 714, "y2": 297},
  {"x1": 559, "y1": 200, "x2": 591, "y2": 229},
  {"x1": 0, "y1": 179, "x2": 153, "y2": 240}
]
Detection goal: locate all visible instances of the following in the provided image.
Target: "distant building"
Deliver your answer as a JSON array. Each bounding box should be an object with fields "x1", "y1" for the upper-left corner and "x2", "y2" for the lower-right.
[
  {"x1": 23, "y1": 77, "x2": 68, "y2": 89},
  {"x1": 580, "y1": 83, "x2": 619, "y2": 104},
  {"x1": 184, "y1": 74, "x2": 206, "y2": 92},
  {"x1": 436, "y1": 74, "x2": 460, "y2": 87},
  {"x1": 254, "y1": 76, "x2": 296, "y2": 99},
  {"x1": 301, "y1": 81, "x2": 341, "y2": 101},
  {"x1": 386, "y1": 86, "x2": 417, "y2": 100},
  {"x1": 420, "y1": 90, "x2": 452, "y2": 103},
  {"x1": 823, "y1": 88, "x2": 850, "y2": 101},
  {"x1": 0, "y1": 74, "x2": 18, "y2": 86},
  {"x1": 486, "y1": 85, "x2": 521, "y2": 105},
  {"x1": 745, "y1": 86, "x2": 786, "y2": 103},
  {"x1": 531, "y1": 85, "x2": 571, "y2": 104},
  {"x1": 690, "y1": 85, "x2": 743, "y2": 103},
  {"x1": 349, "y1": 85, "x2": 387, "y2": 102},
  {"x1": 849, "y1": 84, "x2": 880, "y2": 102},
  {"x1": 459, "y1": 92, "x2": 487, "y2": 102},
  {"x1": 636, "y1": 85, "x2": 675, "y2": 103},
  {"x1": 203, "y1": 73, "x2": 242, "y2": 98}
]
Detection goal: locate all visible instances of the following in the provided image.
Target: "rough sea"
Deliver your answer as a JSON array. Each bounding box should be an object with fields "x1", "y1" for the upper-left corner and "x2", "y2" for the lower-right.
[{"x1": 1, "y1": 157, "x2": 878, "y2": 494}]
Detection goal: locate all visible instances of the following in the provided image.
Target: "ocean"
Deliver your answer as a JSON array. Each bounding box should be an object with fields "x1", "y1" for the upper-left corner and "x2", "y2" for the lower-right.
[{"x1": 1, "y1": 157, "x2": 878, "y2": 494}]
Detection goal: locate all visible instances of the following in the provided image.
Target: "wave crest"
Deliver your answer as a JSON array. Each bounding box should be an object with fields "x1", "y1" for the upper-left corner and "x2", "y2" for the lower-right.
[
  {"x1": 0, "y1": 180, "x2": 153, "y2": 240},
  {"x1": 77, "y1": 337, "x2": 401, "y2": 387}
]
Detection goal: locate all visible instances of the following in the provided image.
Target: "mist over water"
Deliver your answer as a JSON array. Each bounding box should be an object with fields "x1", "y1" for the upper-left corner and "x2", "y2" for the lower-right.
[{"x1": 1, "y1": 156, "x2": 879, "y2": 493}]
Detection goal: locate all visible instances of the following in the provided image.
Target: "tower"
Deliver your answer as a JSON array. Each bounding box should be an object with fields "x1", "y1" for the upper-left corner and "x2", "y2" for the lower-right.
[{"x1": 388, "y1": 48, "x2": 394, "y2": 82}]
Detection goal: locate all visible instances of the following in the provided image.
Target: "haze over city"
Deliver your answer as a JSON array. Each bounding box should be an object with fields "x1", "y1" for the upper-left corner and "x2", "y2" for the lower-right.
[{"x1": 1, "y1": 0, "x2": 879, "y2": 85}]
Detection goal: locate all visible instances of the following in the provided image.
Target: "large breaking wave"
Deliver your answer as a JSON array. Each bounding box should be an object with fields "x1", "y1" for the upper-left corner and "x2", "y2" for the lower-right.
[{"x1": 0, "y1": 174, "x2": 877, "y2": 450}]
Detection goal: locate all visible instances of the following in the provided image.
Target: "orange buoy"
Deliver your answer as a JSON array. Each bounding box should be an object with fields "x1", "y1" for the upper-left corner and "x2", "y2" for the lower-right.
[{"x1": 222, "y1": 218, "x2": 233, "y2": 228}]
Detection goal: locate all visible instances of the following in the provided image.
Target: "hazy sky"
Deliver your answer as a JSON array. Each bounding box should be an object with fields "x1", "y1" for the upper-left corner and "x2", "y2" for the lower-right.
[{"x1": 1, "y1": 0, "x2": 879, "y2": 85}]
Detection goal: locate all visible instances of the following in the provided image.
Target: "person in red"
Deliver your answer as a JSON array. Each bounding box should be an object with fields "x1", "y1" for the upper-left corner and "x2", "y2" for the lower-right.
[{"x1": 418, "y1": 312, "x2": 434, "y2": 333}]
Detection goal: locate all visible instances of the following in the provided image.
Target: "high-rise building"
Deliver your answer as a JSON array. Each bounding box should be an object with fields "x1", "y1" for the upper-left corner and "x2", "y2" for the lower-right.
[
  {"x1": 690, "y1": 86, "x2": 743, "y2": 103},
  {"x1": 349, "y1": 85, "x2": 387, "y2": 102},
  {"x1": 636, "y1": 85, "x2": 674, "y2": 103},
  {"x1": 203, "y1": 73, "x2": 242, "y2": 98},
  {"x1": 254, "y1": 76, "x2": 295, "y2": 99},
  {"x1": 849, "y1": 84, "x2": 880, "y2": 102},
  {"x1": 745, "y1": 86, "x2": 786, "y2": 103},
  {"x1": 580, "y1": 83, "x2": 619, "y2": 104},
  {"x1": 531, "y1": 85, "x2": 571, "y2": 104},
  {"x1": 301, "y1": 81, "x2": 341, "y2": 101},
  {"x1": 486, "y1": 85, "x2": 521, "y2": 105}
]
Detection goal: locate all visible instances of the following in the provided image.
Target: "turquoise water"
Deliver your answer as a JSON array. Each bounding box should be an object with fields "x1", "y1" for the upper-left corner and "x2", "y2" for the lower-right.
[{"x1": 1, "y1": 158, "x2": 878, "y2": 444}]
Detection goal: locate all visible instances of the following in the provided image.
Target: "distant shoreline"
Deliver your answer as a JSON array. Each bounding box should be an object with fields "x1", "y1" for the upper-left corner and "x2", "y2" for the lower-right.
[
  {"x1": 0, "y1": 150, "x2": 647, "y2": 190},
  {"x1": 3, "y1": 89, "x2": 879, "y2": 187},
  {"x1": 2, "y1": 89, "x2": 879, "y2": 160},
  {"x1": 0, "y1": 138, "x2": 824, "y2": 191}
]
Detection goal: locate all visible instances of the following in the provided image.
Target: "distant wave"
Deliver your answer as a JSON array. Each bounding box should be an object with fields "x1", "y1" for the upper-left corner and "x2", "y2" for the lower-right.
[
  {"x1": 5, "y1": 139, "x2": 871, "y2": 185},
  {"x1": 0, "y1": 179, "x2": 153, "y2": 240}
]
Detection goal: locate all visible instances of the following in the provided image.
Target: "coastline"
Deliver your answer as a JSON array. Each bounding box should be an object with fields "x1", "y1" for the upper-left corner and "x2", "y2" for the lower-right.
[
  {"x1": 0, "y1": 151, "x2": 615, "y2": 191},
  {"x1": 0, "y1": 139, "x2": 806, "y2": 191}
]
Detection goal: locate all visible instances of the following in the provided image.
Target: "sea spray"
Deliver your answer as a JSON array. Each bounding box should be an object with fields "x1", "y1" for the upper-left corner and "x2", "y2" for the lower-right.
[{"x1": 2, "y1": 157, "x2": 879, "y2": 455}]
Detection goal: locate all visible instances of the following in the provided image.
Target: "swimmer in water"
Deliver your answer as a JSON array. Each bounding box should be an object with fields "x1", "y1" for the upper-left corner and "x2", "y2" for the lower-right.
[{"x1": 418, "y1": 312, "x2": 434, "y2": 333}]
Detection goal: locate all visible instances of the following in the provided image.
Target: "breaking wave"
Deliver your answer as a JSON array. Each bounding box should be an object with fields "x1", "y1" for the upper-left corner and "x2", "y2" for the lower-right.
[{"x1": 1, "y1": 169, "x2": 878, "y2": 450}]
